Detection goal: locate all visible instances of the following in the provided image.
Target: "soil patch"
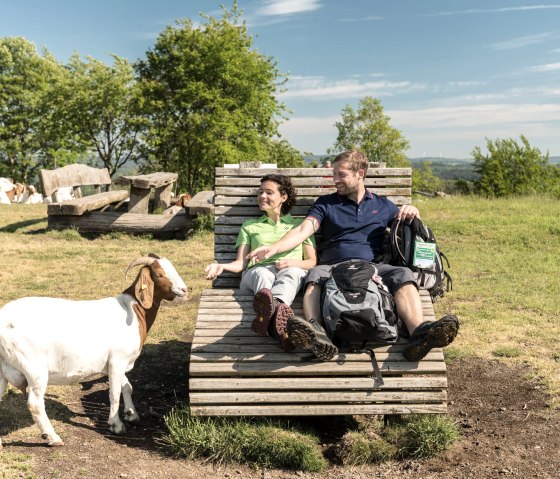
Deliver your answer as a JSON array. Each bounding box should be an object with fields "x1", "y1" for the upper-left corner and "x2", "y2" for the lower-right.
[{"x1": 2, "y1": 350, "x2": 559, "y2": 479}]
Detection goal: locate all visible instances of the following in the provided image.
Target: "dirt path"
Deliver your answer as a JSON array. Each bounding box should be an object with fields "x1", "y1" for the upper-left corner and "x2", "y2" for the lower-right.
[{"x1": 2, "y1": 345, "x2": 559, "y2": 479}]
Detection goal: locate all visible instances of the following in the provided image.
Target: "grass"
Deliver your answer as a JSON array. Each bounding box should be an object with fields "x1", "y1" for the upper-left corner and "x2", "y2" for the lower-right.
[
  {"x1": 163, "y1": 406, "x2": 327, "y2": 471},
  {"x1": 1, "y1": 195, "x2": 560, "y2": 470},
  {"x1": 0, "y1": 452, "x2": 35, "y2": 479},
  {"x1": 417, "y1": 195, "x2": 560, "y2": 405},
  {"x1": 336, "y1": 415, "x2": 459, "y2": 465}
]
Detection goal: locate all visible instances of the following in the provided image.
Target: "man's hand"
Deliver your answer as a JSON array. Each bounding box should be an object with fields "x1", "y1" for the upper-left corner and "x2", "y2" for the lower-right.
[
  {"x1": 396, "y1": 204, "x2": 420, "y2": 220},
  {"x1": 246, "y1": 245, "x2": 278, "y2": 263},
  {"x1": 204, "y1": 263, "x2": 224, "y2": 280}
]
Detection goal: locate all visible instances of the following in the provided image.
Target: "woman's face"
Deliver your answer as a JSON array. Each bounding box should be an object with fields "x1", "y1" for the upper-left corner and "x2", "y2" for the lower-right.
[{"x1": 258, "y1": 180, "x2": 287, "y2": 214}]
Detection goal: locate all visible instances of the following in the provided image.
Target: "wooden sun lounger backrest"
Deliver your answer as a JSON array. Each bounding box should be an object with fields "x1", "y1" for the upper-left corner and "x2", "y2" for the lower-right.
[{"x1": 212, "y1": 162, "x2": 412, "y2": 287}]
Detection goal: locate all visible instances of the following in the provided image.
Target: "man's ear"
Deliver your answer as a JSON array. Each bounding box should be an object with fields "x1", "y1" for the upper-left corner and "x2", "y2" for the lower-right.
[{"x1": 134, "y1": 267, "x2": 154, "y2": 309}]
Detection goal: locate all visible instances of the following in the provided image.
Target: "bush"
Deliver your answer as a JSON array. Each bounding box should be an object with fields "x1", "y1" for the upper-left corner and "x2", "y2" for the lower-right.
[{"x1": 190, "y1": 213, "x2": 214, "y2": 235}]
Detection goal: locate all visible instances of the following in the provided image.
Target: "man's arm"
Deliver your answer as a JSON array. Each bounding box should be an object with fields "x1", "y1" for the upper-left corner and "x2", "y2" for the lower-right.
[{"x1": 246, "y1": 216, "x2": 318, "y2": 262}]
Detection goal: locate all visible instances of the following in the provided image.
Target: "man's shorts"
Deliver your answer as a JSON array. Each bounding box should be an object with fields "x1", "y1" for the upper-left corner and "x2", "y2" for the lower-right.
[{"x1": 306, "y1": 262, "x2": 417, "y2": 295}]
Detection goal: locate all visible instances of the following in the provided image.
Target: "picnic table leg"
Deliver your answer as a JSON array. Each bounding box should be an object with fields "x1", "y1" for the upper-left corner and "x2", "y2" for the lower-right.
[{"x1": 128, "y1": 186, "x2": 151, "y2": 214}]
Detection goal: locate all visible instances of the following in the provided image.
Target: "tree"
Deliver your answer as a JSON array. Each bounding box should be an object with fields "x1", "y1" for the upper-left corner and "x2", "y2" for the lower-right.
[
  {"x1": 412, "y1": 161, "x2": 443, "y2": 193},
  {"x1": 53, "y1": 54, "x2": 143, "y2": 177},
  {"x1": 136, "y1": 3, "x2": 287, "y2": 193},
  {"x1": 266, "y1": 139, "x2": 305, "y2": 168},
  {"x1": 0, "y1": 37, "x2": 65, "y2": 182},
  {"x1": 472, "y1": 135, "x2": 554, "y2": 197},
  {"x1": 330, "y1": 96, "x2": 410, "y2": 167}
]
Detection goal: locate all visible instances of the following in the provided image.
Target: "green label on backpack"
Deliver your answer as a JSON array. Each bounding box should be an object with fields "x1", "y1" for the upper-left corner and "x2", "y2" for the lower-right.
[{"x1": 413, "y1": 241, "x2": 436, "y2": 268}]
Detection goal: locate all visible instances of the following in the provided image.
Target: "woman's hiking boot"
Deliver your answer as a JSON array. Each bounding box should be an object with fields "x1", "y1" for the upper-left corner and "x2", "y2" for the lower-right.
[
  {"x1": 403, "y1": 314, "x2": 459, "y2": 361},
  {"x1": 287, "y1": 316, "x2": 338, "y2": 361},
  {"x1": 272, "y1": 303, "x2": 295, "y2": 352},
  {"x1": 252, "y1": 288, "x2": 274, "y2": 336}
]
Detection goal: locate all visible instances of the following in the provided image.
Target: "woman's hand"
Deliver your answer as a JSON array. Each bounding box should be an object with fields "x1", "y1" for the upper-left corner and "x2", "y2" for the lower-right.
[
  {"x1": 204, "y1": 263, "x2": 224, "y2": 280},
  {"x1": 275, "y1": 259, "x2": 294, "y2": 270}
]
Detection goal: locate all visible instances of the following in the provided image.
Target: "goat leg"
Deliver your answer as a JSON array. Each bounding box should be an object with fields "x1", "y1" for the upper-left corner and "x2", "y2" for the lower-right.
[
  {"x1": 107, "y1": 365, "x2": 126, "y2": 435},
  {"x1": 121, "y1": 375, "x2": 140, "y2": 423}
]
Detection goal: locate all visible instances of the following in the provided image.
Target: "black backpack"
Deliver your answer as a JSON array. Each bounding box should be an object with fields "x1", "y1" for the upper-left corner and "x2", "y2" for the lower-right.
[
  {"x1": 320, "y1": 260, "x2": 399, "y2": 386},
  {"x1": 389, "y1": 217, "x2": 452, "y2": 302}
]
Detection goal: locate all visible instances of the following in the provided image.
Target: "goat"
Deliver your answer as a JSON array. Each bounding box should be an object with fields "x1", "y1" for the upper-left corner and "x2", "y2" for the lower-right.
[
  {"x1": 0, "y1": 178, "x2": 15, "y2": 204},
  {"x1": 53, "y1": 186, "x2": 75, "y2": 203},
  {"x1": 0, "y1": 255, "x2": 187, "y2": 447},
  {"x1": 19, "y1": 185, "x2": 43, "y2": 204}
]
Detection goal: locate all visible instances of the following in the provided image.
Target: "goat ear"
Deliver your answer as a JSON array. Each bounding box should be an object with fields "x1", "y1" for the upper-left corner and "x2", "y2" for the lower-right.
[{"x1": 134, "y1": 267, "x2": 154, "y2": 309}]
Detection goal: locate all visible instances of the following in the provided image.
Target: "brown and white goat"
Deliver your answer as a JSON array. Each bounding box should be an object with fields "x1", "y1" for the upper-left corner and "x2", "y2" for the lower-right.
[{"x1": 0, "y1": 255, "x2": 187, "y2": 447}]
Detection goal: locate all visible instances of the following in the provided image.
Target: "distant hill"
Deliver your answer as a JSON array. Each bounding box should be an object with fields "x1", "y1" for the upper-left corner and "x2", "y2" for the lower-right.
[{"x1": 409, "y1": 157, "x2": 477, "y2": 181}]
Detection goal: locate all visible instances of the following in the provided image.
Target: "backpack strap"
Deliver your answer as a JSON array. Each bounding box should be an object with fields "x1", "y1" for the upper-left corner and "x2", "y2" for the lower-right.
[{"x1": 366, "y1": 348, "x2": 384, "y2": 388}]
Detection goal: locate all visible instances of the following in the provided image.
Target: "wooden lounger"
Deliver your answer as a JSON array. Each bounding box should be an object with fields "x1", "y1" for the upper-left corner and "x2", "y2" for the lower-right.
[{"x1": 189, "y1": 163, "x2": 447, "y2": 416}]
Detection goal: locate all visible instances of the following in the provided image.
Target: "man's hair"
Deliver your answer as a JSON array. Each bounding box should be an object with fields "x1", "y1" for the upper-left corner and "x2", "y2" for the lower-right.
[
  {"x1": 332, "y1": 149, "x2": 369, "y2": 174},
  {"x1": 260, "y1": 173, "x2": 297, "y2": 215}
]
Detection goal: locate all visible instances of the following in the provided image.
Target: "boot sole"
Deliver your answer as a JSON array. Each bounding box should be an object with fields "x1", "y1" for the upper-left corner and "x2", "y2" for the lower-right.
[
  {"x1": 404, "y1": 316, "x2": 459, "y2": 361},
  {"x1": 287, "y1": 316, "x2": 338, "y2": 361},
  {"x1": 251, "y1": 288, "x2": 274, "y2": 336},
  {"x1": 274, "y1": 303, "x2": 295, "y2": 352}
]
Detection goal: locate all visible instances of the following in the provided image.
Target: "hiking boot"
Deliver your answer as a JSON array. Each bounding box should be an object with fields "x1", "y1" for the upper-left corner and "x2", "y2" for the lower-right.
[
  {"x1": 252, "y1": 288, "x2": 274, "y2": 336},
  {"x1": 403, "y1": 315, "x2": 459, "y2": 361},
  {"x1": 287, "y1": 316, "x2": 338, "y2": 361},
  {"x1": 272, "y1": 302, "x2": 295, "y2": 352}
]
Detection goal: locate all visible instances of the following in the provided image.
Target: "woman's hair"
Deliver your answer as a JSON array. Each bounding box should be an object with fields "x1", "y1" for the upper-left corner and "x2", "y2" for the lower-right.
[
  {"x1": 333, "y1": 149, "x2": 369, "y2": 174},
  {"x1": 260, "y1": 173, "x2": 297, "y2": 215}
]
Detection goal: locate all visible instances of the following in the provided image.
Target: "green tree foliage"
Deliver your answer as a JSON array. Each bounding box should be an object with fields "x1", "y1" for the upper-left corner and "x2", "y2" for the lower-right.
[
  {"x1": 266, "y1": 139, "x2": 305, "y2": 168},
  {"x1": 472, "y1": 135, "x2": 558, "y2": 197},
  {"x1": 330, "y1": 96, "x2": 410, "y2": 167},
  {"x1": 54, "y1": 54, "x2": 143, "y2": 176},
  {"x1": 136, "y1": 3, "x2": 287, "y2": 193},
  {"x1": 412, "y1": 161, "x2": 444, "y2": 193},
  {"x1": 0, "y1": 37, "x2": 65, "y2": 182}
]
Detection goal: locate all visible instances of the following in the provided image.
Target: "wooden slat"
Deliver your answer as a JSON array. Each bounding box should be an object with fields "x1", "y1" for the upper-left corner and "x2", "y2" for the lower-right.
[
  {"x1": 190, "y1": 403, "x2": 447, "y2": 416},
  {"x1": 189, "y1": 361, "x2": 447, "y2": 376},
  {"x1": 215, "y1": 167, "x2": 412, "y2": 177},
  {"x1": 190, "y1": 390, "x2": 446, "y2": 404},
  {"x1": 190, "y1": 376, "x2": 448, "y2": 391},
  {"x1": 215, "y1": 177, "x2": 412, "y2": 187}
]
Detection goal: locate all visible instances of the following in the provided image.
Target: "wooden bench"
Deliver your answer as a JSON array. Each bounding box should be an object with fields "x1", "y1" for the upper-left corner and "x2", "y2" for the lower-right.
[
  {"x1": 189, "y1": 163, "x2": 447, "y2": 417},
  {"x1": 42, "y1": 165, "x2": 192, "y2": 236}
]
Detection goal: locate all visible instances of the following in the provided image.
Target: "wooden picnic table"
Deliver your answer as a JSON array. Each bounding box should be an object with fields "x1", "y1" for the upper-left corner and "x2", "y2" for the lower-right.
[{"x1": 115, "y1": 172, "x2": 178, "y2": 214}]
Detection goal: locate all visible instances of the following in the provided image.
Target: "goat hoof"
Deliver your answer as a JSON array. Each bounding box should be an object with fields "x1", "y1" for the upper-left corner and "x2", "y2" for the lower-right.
[
  {"x1": 41, "y1": 433, "x2": 48, "y2": 440},
  {"x1": 48, "y1": 440, "x2": 64, "y2": 447},
  {"x1": 124, "y1": 409, "x2": 140, "y2": 423},
  {"x1": 109, "y1": 423, "x2": 126, "y2": 435}
]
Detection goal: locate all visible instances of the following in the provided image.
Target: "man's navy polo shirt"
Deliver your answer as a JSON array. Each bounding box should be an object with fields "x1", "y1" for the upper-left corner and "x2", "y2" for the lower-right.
[{"x1": 306, "y1": 191, "x2": 399, "y2": 265}]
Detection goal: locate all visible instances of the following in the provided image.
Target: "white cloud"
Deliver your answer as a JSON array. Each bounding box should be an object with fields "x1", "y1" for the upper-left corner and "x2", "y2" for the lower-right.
[
  {"x1": 389, "y1": 103, "x2": 560, "y2": 129},
  {"x1": 256, "y1": 0, "x2": 321, "y2": 16},
  {"x1": 281, "y1": 76, "x2": 426, "y2": 99},
  {"x1": 278, "y1": 103, "x2": 560, "y2": 157},
  {"x1": 338, "y1": 16, "x2": 383, "y2": 22},
  {"x1": 424, "y1": 5, "x2": 560, "y2": 17},
  {"x1": 526, "y1": 62, "x2": 560, "y2": 72},
  {"x1": 491, "y1": 33, "x2": 554, "y2": 50}
]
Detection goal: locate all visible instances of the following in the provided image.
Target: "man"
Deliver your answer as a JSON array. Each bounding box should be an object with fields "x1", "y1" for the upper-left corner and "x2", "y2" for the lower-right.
[{"x1": 247, "y1": 149, "x2": 459, "y2": 361}]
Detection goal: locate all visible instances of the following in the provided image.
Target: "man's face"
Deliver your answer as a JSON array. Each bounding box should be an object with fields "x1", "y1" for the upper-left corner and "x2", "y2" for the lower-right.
[{"x1": 333, "y1": 161, "x2": 363, "y2": 196}]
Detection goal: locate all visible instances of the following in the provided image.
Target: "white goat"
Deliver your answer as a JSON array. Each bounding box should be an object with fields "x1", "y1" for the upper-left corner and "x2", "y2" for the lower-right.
[
  {"x1": 53, "y1": 186, "x2": 75, "y2": 203},
  {"x1": 0, "y1": 255, "x2": 187, "y2": 447}
]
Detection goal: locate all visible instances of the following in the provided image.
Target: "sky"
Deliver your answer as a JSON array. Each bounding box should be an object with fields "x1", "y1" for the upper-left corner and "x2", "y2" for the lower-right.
[{"x1": 2, "y1": 0, "x2": 560, "y2": 159}]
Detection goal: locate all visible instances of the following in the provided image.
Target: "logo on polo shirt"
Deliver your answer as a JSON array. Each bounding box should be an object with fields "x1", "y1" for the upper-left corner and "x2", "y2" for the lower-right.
[{"x1": 372, "y1": 209, "x2": 379, "y2": 214}]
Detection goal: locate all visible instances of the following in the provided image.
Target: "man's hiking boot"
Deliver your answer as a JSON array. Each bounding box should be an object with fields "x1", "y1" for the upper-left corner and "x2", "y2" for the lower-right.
[
  {"x1": 287, "y1": 316, "x2": 338, "y2": 361},
  {"x1": 403, "y1": 315, "x2": 459, "y2": 362},
  {"x1": 272, "y1": 302, "x2": 295, "y2": 352},
  {"x1": 252, "y1": 288, "x2": 274, "y2": 336}
]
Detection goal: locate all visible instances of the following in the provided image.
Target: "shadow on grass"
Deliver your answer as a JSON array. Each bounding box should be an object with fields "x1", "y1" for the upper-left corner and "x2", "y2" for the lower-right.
[{"x1": 0, "y1": 218, "x2": 47, "y2": 233}]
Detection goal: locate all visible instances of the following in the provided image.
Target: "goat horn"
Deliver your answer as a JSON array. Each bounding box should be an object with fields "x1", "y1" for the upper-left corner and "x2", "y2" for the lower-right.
[{"x1": 125, "y1": 256, "x2": 157, "y2": 280}]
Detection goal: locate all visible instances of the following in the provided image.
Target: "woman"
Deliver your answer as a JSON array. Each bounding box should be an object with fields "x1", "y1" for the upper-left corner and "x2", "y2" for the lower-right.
[{"x1": 205, "y1": 174, "x2": 316, "y2": 350}]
